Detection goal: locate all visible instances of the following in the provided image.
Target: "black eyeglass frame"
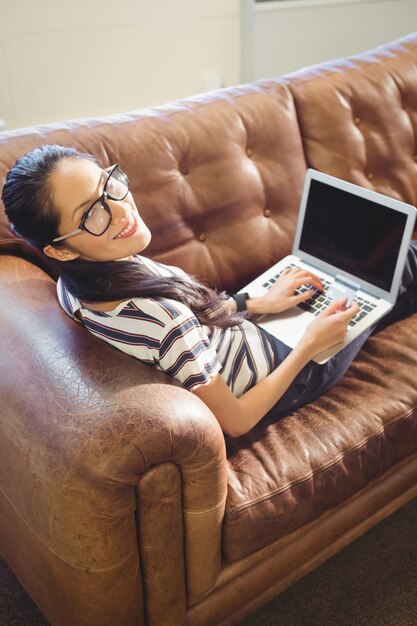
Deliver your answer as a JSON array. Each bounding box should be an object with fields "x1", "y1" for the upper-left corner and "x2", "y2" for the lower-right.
[{"x1": 52, "y1": 164, "x2": 130, "y2": 243}]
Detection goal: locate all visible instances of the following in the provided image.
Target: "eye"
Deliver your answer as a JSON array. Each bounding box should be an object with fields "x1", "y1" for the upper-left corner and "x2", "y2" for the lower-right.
[
  {"x1": 106, "y1": 178, "x2": 118, "y2": 195},
  {"x1": 106, "y1": 176, "x2": 128, "y2": 200},
  {"x1": 109, "y1": 177, "x2": 125, "y2": 194},
  {"x1": 88, "y1": 204, "x2": 98, "y2": 218}
]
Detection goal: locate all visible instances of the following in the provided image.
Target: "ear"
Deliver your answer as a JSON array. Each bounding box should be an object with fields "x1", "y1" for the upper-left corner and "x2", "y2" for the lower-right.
[{"x1": 43, "y1": 244, "x2": 80, "y2": 262}]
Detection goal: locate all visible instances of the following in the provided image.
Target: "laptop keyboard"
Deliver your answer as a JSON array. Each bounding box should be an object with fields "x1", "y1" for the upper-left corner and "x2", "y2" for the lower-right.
[{"x1": 262, "y1": 263, "x2": 377, "y2": 328}]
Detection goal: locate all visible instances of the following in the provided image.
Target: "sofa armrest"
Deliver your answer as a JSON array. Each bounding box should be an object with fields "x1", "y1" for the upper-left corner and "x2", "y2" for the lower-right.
[{"x1": 0, "y1": 255, "x2": 227, "y2": 624}]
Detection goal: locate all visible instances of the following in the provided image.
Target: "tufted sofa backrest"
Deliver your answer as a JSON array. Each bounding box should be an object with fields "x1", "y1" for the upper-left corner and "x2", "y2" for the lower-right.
[
  {"x1": 289, "y1": 36, "x2": 417, "y2": 203},
  {"x1": 0, "y1": 33, "x2": 416, "y2": 293}
]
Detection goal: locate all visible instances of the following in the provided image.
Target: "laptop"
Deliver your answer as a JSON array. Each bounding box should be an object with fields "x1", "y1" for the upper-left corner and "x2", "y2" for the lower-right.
[{"x1": 239, "y1": 169, "x2": 417, "y2": 364}]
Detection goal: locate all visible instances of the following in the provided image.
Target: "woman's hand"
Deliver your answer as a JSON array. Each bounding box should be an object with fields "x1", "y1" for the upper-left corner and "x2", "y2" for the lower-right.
[
  {"x1": 298, "y1": 297, "x2": 360, "y2": 359},
  {"x1": 247, "y1": 267, "x2": 324, "y2": 315}
]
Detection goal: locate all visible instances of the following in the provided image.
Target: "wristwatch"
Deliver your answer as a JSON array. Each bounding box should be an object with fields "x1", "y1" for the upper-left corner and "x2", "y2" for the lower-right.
[{"x1": 232, "y1": 292, "x2": 249, "y2": 312}]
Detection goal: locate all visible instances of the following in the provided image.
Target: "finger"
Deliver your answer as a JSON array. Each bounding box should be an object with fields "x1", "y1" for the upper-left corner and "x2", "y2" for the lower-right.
[
  {"x1": 296, "y1": 277, "x2": 324, "y2": 292},
  {"x1": 326, "y1": 301, "x2": 361, "y2": 324},
  {"x1": 300, "y1": 270, "x2": 323, "y2": 287},
  {"x1": 291, "y1": 273, "x2": 324, "y2": 292},
  {"x1": 287, "y1": 274, "x2": 322, "y2": 291},
  {"x1": 292, "y1": 289, "x2": 315, "y2": 304},
  {"x1": 294, "y1": 269, "x2": 324, "y2": 286},
  {"x1": 322, "y1": 297, "x2": 348, "y2": 315},
  {"x1": 281, "y1": 268, "x2": 324, "y2": 292},
  {"x1": 339, "y1": 301, "x2": 361, "y2": 320}
]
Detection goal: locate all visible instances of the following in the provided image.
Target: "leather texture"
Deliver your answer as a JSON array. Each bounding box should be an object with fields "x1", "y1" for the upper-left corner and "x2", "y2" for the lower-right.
[
  {"x1": 0, "y1": 256, "x2": 227, "y2": 624},
  {"x1": 0, "y1": 32, "x2": 417, "y2": 626},
  {"x1": 224, "y1": 317, "x2": 417, "y2": 561}
]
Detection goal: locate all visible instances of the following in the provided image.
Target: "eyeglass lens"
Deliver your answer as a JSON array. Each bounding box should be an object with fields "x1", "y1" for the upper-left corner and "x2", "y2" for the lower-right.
[
  {"x1": 84, "y1": 168, "x2": 129, "y2": 235},
  {"x1": 105, "y1": 168, "x2": 129, "y2": 200}
]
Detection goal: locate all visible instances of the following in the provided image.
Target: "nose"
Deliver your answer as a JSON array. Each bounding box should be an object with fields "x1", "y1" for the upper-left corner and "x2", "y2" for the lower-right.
[{"x1": 108, "y1": 198, "x2": 129, "y2": 225}]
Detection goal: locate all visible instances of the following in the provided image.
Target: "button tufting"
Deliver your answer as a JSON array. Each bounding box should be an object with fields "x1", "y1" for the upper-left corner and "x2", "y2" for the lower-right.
[
  {"x1": 180, "y1": 165, "x2": 189, "y2": 175},
  {"x1": 264, "y1": 208, "x2": 271, "y2": 217},
  {"x1": 354, "y1": 117, "x2": 361, "y2": 126},
  {"x1": 367, "y1": 172, "x2": 374, "y2": 181},
  {"x1": 199, "y1": 233, "x2": 207, "y2": 242},
  {"x1": 246, "y1": 148, "x2": 253, "y2": 158}
]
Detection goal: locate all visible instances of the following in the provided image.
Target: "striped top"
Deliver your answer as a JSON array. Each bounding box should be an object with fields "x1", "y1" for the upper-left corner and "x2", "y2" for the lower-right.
[{"x1": 56, "y1": 255, "x2": 277, "y2": 398}]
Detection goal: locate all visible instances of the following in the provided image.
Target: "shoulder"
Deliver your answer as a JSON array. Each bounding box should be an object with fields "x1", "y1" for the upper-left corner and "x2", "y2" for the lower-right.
[{"x1": 56, "y1": 277, "x2": 82, "y2": 322}]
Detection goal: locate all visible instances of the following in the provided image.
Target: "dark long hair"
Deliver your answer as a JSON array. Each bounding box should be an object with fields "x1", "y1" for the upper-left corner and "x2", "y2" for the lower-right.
[{"x1": 2, "y1": 144, "x2": 243, "y2": 329}]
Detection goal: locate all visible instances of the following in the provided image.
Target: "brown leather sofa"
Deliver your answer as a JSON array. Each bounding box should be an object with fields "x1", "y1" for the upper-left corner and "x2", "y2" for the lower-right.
[{"x1": 1, "y1": 32, "x2": 417, "y2": 626}]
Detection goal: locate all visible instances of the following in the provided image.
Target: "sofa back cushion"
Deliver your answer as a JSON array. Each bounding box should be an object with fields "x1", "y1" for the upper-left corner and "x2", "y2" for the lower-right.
[
  {"x1": 288, "y1": 33, "x2": 417, "y2": 207},
  {"x1": 0, "y1": 82, "x2": 307, "y2": 292}
]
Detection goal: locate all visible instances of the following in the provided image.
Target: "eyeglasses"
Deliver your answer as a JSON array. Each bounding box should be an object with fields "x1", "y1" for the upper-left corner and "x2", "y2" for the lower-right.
[{"x1": 52, "y1": 164, "x2": 130, "y2": 243}]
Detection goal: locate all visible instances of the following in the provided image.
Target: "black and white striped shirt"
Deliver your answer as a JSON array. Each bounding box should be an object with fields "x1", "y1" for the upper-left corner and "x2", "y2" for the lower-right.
[{"x1": 56, "y1": 255, "x2": 276, "y2": 398}]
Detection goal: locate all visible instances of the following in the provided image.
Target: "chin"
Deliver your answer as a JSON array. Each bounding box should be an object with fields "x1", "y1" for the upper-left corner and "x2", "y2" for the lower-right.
[
  {"x1": 135, "y1": 228, "x2": 152, "y2": 251},
  {"x1": 122, "y1": 230, "x2": 152, "y2": 258}
]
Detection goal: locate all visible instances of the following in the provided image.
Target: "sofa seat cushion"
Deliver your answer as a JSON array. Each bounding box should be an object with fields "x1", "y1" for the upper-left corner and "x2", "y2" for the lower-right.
[{"x1": 222, "y1": 314, "x2": 417, "y2": 562}]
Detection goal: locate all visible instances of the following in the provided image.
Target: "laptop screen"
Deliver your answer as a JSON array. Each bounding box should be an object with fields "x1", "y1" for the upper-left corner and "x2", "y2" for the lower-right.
[{"x1": 298, "y1": 179, "x2": 408, "y2": 292}]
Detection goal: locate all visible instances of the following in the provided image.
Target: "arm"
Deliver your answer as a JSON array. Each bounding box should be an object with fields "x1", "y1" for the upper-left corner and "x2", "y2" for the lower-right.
[{"x1": 193, "y1": 297, "x2": 360, "y2": 437}]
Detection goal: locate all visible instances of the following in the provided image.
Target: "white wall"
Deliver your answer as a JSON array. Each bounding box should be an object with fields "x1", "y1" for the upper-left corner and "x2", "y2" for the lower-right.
[
  {"x1": 0, "y1": 0, "x2": 240, "y2": 130},
  {"x1": 0, "y1": 0, "x2": 416, "y2": 131},
  {"x1": 242, "y1": 0, "x2": 417, "y2": 82}
]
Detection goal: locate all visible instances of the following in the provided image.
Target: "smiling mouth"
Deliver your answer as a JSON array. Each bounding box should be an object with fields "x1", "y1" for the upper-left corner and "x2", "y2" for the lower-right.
[{"x1": 113, "y1": 214, "x2": 138, "y2": 239}]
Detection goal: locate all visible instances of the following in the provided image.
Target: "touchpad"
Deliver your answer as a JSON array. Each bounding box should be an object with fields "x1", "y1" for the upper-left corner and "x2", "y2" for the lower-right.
[{"x1": 255, "y1": 306, "x2": 314, "y2": 350}]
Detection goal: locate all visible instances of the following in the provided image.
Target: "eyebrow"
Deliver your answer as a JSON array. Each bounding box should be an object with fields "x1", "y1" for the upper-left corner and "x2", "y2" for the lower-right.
[{"x1": 71, "y1": 170, "x2": 107, "y2": 218}]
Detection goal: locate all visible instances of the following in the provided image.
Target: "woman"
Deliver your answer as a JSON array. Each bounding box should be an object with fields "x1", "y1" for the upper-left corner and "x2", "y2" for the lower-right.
[{"x1": 3, "y1": 145, "x2": 417, "y2": 437}]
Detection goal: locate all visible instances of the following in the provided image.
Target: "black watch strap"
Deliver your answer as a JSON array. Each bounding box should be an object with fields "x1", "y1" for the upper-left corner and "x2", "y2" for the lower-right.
[{"x1": 232, "y1": 292, "x2": 249, "y2": 312}]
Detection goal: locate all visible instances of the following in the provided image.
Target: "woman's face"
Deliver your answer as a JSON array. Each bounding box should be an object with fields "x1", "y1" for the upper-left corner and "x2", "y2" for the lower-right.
[{"x1": 43, "y1": 157, "x2": 152, "y2": 262}]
